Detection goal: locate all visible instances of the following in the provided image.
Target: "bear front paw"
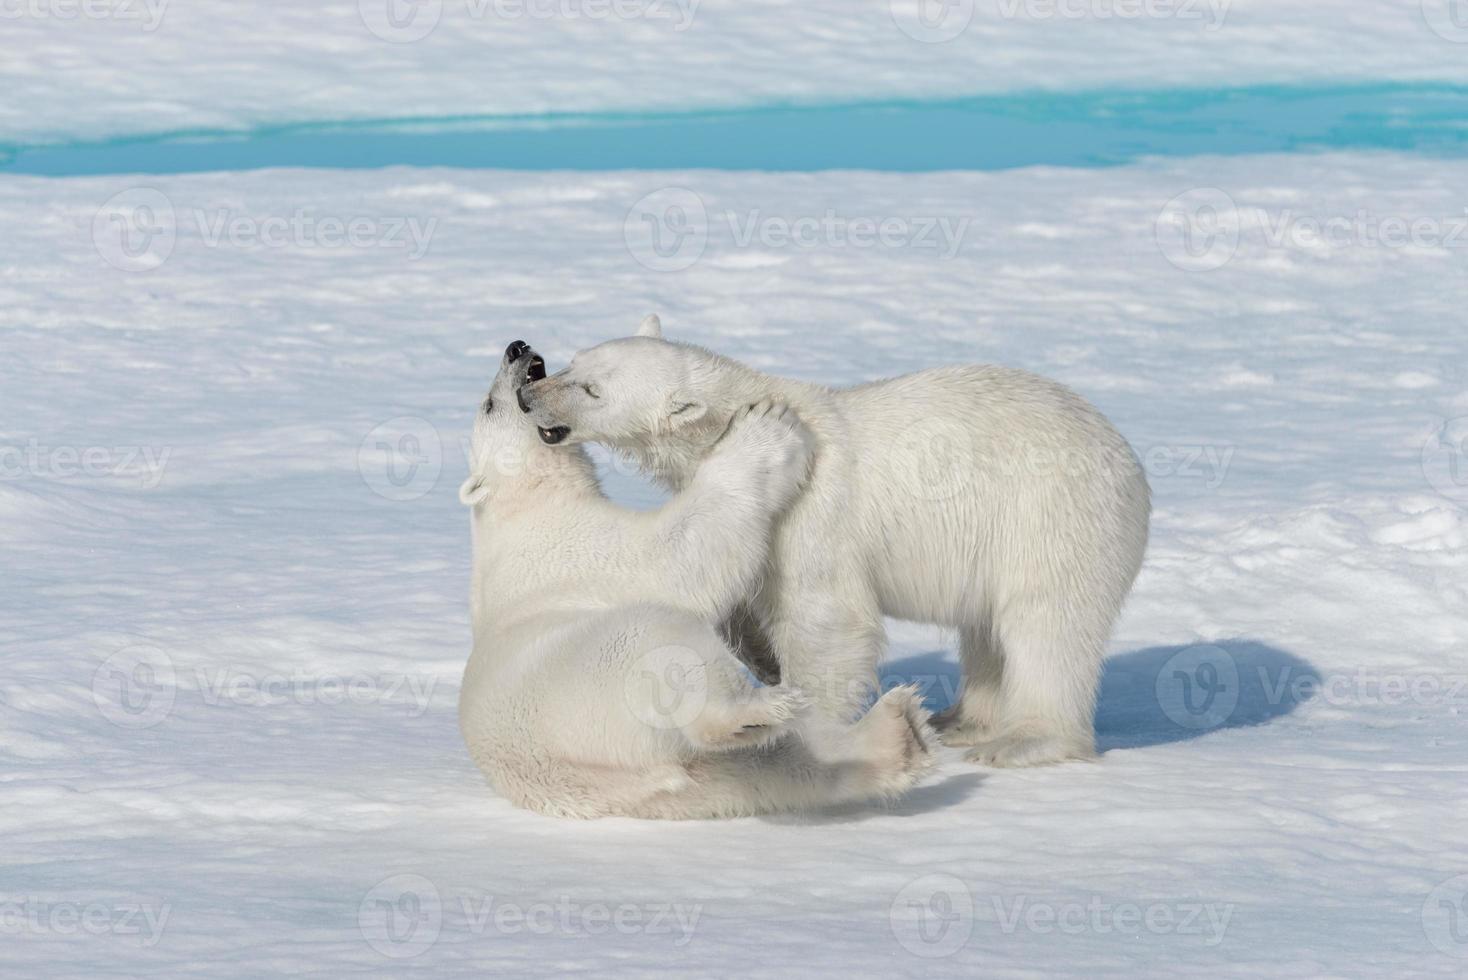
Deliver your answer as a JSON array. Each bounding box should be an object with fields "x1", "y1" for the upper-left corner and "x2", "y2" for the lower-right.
[{"x1": 714, "y1": 400, "x2": 814, "y2": 497}]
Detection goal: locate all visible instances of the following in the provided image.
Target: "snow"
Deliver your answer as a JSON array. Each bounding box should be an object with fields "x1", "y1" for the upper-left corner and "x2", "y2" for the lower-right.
[
  {"x1": 3, "y1": 152, "x2": 1467, "y2": 974},
  {"x1": 3, "y1": 0, "x2": 1468, "y2": 145}
]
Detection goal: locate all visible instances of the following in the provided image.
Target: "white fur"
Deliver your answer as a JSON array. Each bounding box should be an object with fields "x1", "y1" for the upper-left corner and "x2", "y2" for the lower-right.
[
  {"x1": 459, "y1": 348, "x2": 936, "y2": 819},
  {"x1": 519, "y1": 316, "x2": 1152, "y2": 766}
]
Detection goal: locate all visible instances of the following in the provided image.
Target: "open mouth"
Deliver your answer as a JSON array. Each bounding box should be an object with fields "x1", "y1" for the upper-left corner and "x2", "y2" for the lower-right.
[
  {"x1": 507, "y1": 339, "x2": 546, "y2": 382},
  {"x1": 508, "y1": 344, "x2": 564, "y2": 443}
]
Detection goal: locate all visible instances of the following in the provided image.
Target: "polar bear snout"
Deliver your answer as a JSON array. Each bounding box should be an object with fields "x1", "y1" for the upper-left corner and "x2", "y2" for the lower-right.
[
  {"x1": 505, "y1": 339, "x2": 531, "y2": 362},
  {"x1": 514, "y1": 370, "x2": 573, "y2": 442},
  {"x1": 514, "y1": 361, "x2": 592, "y2": 446},
  {"x1": 516, "y1": 381, "x2": 572, "y2": 441},
  {"x1": 516, "y1": 375, "x2": 554, "y2": 416}
]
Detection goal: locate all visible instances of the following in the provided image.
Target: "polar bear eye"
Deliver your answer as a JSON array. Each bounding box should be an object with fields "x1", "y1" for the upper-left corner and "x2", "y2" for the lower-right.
[{"x1": 580, "y1": 383, "x2": 600, "y2": 400}]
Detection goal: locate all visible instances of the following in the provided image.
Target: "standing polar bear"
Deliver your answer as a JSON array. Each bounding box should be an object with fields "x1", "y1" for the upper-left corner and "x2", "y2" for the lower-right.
[
  {"x1": 458, "y1": 341, "x2": 936, "y2": 819},
  {"x1": 518, "y1": 316, "x2": 1152, "y2": 768}
]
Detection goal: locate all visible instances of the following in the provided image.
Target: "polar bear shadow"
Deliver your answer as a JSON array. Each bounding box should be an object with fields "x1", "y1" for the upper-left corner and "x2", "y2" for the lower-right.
[
  {"x1": 759, "y1": 640, "x2": 1315, "y2": 823},
  {"x1": 882, "y1": 640, "x2": 1319, "y2": 755},
  {"x1": 1093, "y1": 641, "x2": 1319, "y2": 751}
]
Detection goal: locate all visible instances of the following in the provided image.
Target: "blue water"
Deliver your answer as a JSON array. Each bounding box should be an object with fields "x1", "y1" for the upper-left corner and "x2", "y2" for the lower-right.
[{"x1": 4, "y1": 84, "x2": 1467, "y2": 176}]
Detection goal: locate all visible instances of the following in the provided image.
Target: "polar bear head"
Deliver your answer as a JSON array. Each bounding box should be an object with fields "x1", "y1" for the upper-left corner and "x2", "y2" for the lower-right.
[
  {"x1": 459, "y1": 341, "x2": 593, "y2": 507},
  {"x1": 516, "y1": 315, "x2": 738, "y2": 452}
]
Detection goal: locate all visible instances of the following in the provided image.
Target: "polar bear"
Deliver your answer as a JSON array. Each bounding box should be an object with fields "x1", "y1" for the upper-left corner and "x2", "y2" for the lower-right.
[
  {"x1": 517, "y1": 317, "x2": 1152, "y2": 768},
  {"x1": 457, "y1": 341, "x2": 936, "y2": 819}
]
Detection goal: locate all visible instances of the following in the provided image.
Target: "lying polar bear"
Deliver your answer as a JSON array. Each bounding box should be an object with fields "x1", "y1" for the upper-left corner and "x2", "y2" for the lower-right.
[
  {"x1": 458, "y1": 341, "x2": 936, "y2": 819},
  {"x1": 517, "y1": 317, "x2": 1152, "y2": 769}
]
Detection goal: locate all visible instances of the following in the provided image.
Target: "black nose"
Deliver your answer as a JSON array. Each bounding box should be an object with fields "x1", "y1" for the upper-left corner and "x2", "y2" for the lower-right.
[
  {"x1": 525, "y1": 355, "x2": 546, "y2": 383},
  {"x1": 538, "y1": 426, "x2": 571, "y2": 445},
  {"x1": 506, "y1": 340, "x2": 530, "y2": 362},
  {"x1": 516, "y1": 385, "x2": 532, "y2": 413}
]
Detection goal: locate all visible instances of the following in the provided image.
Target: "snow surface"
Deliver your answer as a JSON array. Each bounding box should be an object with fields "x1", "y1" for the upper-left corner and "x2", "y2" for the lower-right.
[
  {"x1": 3, "y1": 153, "x2": 1467, "y2": 975},
  {"x1": 4, "y1": 0, "x2": 1468, "y2": 145}
]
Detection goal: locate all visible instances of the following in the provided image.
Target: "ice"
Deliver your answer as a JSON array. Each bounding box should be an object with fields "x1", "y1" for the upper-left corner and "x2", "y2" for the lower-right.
[
  {"x1": 4, "y1": 0, "x2": 1468, "y2": 145},
  {"x1": 3, "y1": 153, "x2": 1467, "y2": 973}
]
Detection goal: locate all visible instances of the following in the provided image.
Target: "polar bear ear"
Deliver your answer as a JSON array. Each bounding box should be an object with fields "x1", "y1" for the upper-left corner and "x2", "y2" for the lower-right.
[
  {"x1": 459, "y1": 475, "x2": 490, "y2": 506},
  {"x1": 636, "y1": 314, "x2": 663, "y2": 339},
  {"x1": 666, "y1": 395, "x2": 707, "y2": 429}
]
